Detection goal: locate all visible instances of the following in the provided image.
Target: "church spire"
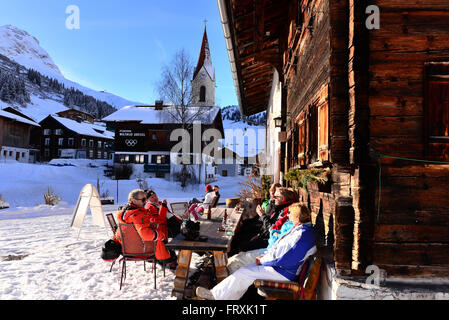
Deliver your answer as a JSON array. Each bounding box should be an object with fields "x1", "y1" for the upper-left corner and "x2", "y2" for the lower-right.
[
  {"x1": 192, "y1": 24, "x2": 215, "y2": 107},
  {"x1": 193, "y1": 25, "x2": 214, "y2": 81}
]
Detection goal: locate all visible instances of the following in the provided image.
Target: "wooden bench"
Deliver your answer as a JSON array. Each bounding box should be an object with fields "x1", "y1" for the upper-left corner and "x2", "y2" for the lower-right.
[{"x1": 253, "y1": 256, "x2": 322, "y2": 300}]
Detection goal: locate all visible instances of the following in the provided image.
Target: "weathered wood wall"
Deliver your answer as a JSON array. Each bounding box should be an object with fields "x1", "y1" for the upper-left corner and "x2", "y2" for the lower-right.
[
  {"x1": 0, "y1": 117, "x2": 32, "y2": 149},
  {"x1": 367, "y1": 0, "x2": 449, "y2": 276},
  {"x1": 285, "y1": 0, "x2": 449, "y2": 277},
  {"x1": 284, "y1": 0, "x2": 354, "y2": 275}
]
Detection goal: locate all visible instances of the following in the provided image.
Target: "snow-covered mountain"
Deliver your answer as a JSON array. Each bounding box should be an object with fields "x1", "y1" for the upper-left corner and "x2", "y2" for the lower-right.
[
  {"x1": 0, "y1": 25, "x2": 62, "y2": 77},
  {"x1": 0, "y1": 24, "x2": 140, "y2": 122}
]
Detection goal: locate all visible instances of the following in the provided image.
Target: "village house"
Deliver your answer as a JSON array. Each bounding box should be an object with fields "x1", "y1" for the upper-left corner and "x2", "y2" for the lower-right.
[
  {"x1": 102, "y1": 102, "x2": 224, "y2": 183},
  {"x1": 0, "y1": 107, "x2": 40, "y2": 163},
  {"x1": 38, "y1": 114, "x2": 114, "y2": 162},
  {"x1": 218, "y1": 0, "x2": 449, "y2": 299},
  {"x1": 56, "y1": 108, "x2": 95, "y2": 124},
  {"x1": 216, "y1": 146, "x2": 240, "y2": 177}
]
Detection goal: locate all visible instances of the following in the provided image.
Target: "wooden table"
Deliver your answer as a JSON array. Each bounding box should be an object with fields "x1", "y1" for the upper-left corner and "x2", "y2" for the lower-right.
[{"x1": 165, "y1": 207, "x2": 242, "y2": 299}]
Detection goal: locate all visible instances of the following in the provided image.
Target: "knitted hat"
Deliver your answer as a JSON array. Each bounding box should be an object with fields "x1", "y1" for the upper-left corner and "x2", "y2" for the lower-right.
[
  {"x1": 145, "y1": 189, "x2": 155, "y2": 198},
  {"x1": 205, "y1": 184, "x2": 213, "y2": 192}
]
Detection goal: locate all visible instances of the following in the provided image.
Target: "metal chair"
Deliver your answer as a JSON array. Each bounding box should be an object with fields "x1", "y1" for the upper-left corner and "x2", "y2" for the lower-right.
[
  {"x1": 105, "y1": 213, "x2": 119, "y2": 272},
  {"x1": 106, "y1": 213, "x2": 118, "y2": 233},
  {"x1": 209, "y1": 195, "x2": 219, "y2": 209},
  {"x1": 170, "y1": 202, "x2": 189, "y2": 219},
  {"x1": 118, "y1": 223, "x2": 158, "y2": 290}
]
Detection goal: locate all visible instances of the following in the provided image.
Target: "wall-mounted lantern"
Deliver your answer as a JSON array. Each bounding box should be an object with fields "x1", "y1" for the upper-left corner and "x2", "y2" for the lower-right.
[{"x1": 274, "y1": 116, "x2": 283, "y2": 128}]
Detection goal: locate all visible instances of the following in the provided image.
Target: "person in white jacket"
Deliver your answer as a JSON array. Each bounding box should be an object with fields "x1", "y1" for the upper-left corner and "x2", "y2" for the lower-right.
[
  {"x1": 188, "y1": 185, "x2": 216, "y2": 217},
  {"x1": 195, "y1": 203, "x2": 317, "y2": 300}
]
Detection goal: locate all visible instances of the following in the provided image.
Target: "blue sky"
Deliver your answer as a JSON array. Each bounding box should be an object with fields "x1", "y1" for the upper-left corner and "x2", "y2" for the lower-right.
[{"x1": 0, "y1": 0, "x2": 238, "y2": 107}]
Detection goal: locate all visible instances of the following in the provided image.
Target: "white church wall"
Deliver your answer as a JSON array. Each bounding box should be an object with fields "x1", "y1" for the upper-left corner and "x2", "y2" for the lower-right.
[{"x1": 264, "y1": 69, "x2": 282, "y2": 182}]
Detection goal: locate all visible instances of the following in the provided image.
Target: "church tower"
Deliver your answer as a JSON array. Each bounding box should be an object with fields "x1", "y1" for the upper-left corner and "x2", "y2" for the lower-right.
[{"x1": 192, "y1": 26, "x2": 215, "y2": 107}]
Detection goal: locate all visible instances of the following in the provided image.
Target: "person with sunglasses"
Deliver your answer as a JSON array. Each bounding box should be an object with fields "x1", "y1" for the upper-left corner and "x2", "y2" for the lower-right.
[{"x1": 113, "y1": 189, "x2": 171, "y2": 261}]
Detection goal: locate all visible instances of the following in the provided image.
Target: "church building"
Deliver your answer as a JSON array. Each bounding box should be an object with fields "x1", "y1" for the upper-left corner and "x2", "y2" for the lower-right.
[{"x1": 192, "y1": 26, "x2": 216, "y2": 107}]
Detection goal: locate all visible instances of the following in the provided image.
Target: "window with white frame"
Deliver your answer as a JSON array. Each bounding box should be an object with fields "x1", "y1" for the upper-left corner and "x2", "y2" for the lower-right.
[
  {"x1": 89, "y1": 140, "x2": 94, "y2": 147},
  {"x1": 44, "y1": 129, "x2": 51, "y2": 135},
  {"x1": 81, "y1": 139, "x2": 86, "y2": 147},
  {"x1": 58, "y1": 138, "x2": 64, "y2": 146},
  {"x1": 68, "y1": 138, "x2": 74, "y2": 146},
  {"x1": 45, "y1": 138, "x2": 50, "y2": 146},
  {"x1": 98, "y1": 141, "x2": 102, "y2": 148},
  {"x1": 89, "y1": 150, "x2": 93, "y2": 158},
  {"x1": 55, "y1": 129, "x2": 62, "y2": 135},
  {"x1": 120, "y1": 154, "x2": 129, "y2": 163},
  {"x1": 97, "y1": 151, "x2": 102, "y2": 159},
  {"x1": 135, "y1": 154, "x2": 145, "y2": 164}
]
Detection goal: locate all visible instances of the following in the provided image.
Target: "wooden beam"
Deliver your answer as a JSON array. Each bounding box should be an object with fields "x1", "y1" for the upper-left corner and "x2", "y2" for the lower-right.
[{"x1": 374, "y1": 225, "x2": 449, "y2": 243}]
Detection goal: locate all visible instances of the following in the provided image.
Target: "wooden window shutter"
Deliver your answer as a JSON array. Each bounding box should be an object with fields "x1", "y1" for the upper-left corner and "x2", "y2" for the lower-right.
[
  {"x1": 318, "y1": 101, "x2": 329, "y2": 162},
  {"x1": 307, "y1": 104, "x2": 319, "y2": 164},
  {"x1": 425, "y1": 63, "x2": 449, "y2": 160},
  {"x1": 428, "y1": 80, "x2": 449, "y2": 139},
  {"x1": 293, "y1": 122, "x2": 299, "y2": 166},
  {"x1": 297, "y1": 111, "x2": 307, "y2": 166}
]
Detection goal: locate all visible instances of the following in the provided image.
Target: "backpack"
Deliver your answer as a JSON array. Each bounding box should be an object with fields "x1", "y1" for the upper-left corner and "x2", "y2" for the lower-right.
[{"x1": 100, "y1": 239, "x2": 122, "y2": 261}]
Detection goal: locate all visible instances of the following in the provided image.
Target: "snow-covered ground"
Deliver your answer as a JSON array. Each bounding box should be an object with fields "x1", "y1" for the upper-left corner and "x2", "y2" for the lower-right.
[{"x1": 0, "y1": 160, "x2": 246, "y2": 300}]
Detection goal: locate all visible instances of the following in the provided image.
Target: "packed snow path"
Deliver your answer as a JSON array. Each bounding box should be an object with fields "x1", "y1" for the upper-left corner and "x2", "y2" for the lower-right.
[{"x1": 0, "y1": 161, "x2": 246, "y2": 299}]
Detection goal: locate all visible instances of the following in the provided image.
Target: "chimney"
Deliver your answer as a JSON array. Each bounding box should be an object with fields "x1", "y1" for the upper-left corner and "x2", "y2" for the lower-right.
[{"x1": 155, "y1": 100, "x2": 164, "y2": 110}]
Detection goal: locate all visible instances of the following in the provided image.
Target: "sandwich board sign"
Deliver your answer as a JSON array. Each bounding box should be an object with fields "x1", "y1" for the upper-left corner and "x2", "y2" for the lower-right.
[{"x1": 71, "y1": 184, "x2": 107, "y2": 239}]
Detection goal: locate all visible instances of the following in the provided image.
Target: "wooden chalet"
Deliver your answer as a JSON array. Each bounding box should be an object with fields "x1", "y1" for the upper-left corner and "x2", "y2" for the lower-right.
[
  {"x1": 218, "y1": 0, "x2": 449, "y2": 279},
  {"x1": 39, "y1": 115, "x2": 114, "y2": 162},
  {"x1": 102, "y1": 102, "x2": 224, "y2": 181},
  {"x1": 0, "y1": 107, "x2": 40, "y2": 163},
  {"x1": 56, "y1": 108, "x2": 95, "y2": 124}
]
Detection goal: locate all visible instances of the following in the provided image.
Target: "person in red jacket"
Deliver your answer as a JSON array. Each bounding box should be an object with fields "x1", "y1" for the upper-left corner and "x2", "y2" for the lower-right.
[
  {"x1": 113, "y1": 189, "x2": 171, "y2": 261},
  {"x1": 144, "y1": 189, "x2": 178, "y2": 263}
]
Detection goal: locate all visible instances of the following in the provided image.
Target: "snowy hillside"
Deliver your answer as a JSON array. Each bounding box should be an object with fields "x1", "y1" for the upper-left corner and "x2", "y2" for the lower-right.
[
  {"x1": 221, "y1": 105, "x2": 266, "y2": 157},
  {"x1": 221, "y1": 104, "x2": 266, "y2": 125},
  {"x1": 0, "y1": 24, "x2": 139, "y2": 122}
]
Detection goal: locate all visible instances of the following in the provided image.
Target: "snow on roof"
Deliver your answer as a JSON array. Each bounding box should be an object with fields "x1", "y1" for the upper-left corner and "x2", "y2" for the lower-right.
[
  {"x1": 102, "y1": 105, "x2": 220, "y2": 125},
  {"x1": 0, "y1": 109, "x2": 40, "y2": 127},
  {"x1": 50, "y1": 115, "x2": 113, "y2": 139}
]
